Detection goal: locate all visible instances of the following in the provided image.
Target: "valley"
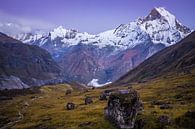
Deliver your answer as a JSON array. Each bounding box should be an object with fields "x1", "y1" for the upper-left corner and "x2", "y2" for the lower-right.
[
  {"x1": 0, "y1": 69, "x2": 194, "y2": 129},
  {"x1": 0, "y1": 3, "x2": 194, "y2": 129}
]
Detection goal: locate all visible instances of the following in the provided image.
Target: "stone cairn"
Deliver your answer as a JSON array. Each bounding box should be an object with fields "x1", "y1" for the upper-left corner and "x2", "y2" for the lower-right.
[{"x1": 104, "y1": 89, "x2": 143, "y2": 129}]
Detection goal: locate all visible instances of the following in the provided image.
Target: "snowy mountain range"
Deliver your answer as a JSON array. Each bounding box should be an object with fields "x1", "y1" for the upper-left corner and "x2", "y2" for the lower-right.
[
  {"x1": 15, "y1": 7, "x2": 191, "y2": 48},
  {"x1": 2, "y1": 7, "x2": 192, "y2": 86}
]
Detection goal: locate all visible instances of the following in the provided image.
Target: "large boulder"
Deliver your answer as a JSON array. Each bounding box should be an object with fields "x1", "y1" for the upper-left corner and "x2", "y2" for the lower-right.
[
  {"x1": 99, "y1": 88, "x2": 119, "y2": 101},
  {"x1": 104, "y1": 89, "x2": 143, "y2": 129}
]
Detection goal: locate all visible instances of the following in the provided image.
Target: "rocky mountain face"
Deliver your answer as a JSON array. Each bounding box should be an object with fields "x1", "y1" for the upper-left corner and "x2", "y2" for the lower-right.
[
  {"x1": 0, "y1": 32, "x2": 64, "y2": 90},
  {"x1": 12, "y1": 7, "x2": 191, "y2": 85},
  {"x1": 115, "y1": 31, "x2": 195, "y2": 85}
]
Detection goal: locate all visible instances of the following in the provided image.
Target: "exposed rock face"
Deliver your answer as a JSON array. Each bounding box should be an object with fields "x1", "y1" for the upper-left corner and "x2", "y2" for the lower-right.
[{"x1": 104, "y1": 89, "x2": 143, "y2": 129}]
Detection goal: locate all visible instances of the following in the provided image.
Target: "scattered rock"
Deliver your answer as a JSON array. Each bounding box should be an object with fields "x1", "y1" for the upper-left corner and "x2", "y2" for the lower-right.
[
  {"x1": 41, "y1": 116, "x2": 52, "y2": 121},
  {"x1": 41, "y1": 104, "x2": 55, "y2": 109},
  {"x1": 0, "y1": 116, "x2": 10, "y2": 128},
  {"x1": 184, "y1": 111, "x2": 195, "y2": 119},
  {"x1": 65, "y1": 89, "x2": 72, "y2": 95},
  {"x1": 159, "y1": 104, "x2": 173, "y2": 109},
  {"x1": 82, "y1": 89, "x2": 89, "y2": 93},
  {"x1": 134, "y1": 118, "x2": 146, "y2": 129},
  {"x1": 151, "y1": 111, "x2": 158, "y2": 114},
  {"x1": 180, "y1": 101, "x2": 186, "y2": 105},
  {"x1": 128, "y1": 86, "x2": 133, "y2": 89},
  {"x1": 99, "y1": 93, "x2": 107, "y2": 101},
  {"x1": 30, "y1": 96, "x2": 38, "y2": 100},
  {"x1": 34, "y1": 124, "x2": 52, "y2": 129},
  {"x1": 78, "y1": 121, "x2": 93, "y2": 127},
  {"x1": 157, "y1": 115, "x2": 171, "y2": 125},
  {"x1": 104, "y1": 89, "x2": 143, "y2": 129},
  {"x1": 150, "y1": 100, "x2": 164, "y2": 105},
  {"x1": 24, "y1": 102, "x2": 29, "y2": 107},
  {"x1": 85, "y1": 97, "x2": 93, "y2": 105},
  {"x1": 66, "y1": 103, "x2": 75, "y2": 110},
  {"x1": 175, "y1": 110, "x2": 195, "y2": 129},
  {"x1": 0, "y1": 96, "x2": 12, "y2": 101}
]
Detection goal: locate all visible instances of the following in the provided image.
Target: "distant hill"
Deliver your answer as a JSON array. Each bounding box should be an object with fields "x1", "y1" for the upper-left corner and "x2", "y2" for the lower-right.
[
  {"x1": 115, "y1": 31, "x2": 195, "y2": 85},
  {"x1": 0, "y1": 32, "x2": 64, "y2": 90}
]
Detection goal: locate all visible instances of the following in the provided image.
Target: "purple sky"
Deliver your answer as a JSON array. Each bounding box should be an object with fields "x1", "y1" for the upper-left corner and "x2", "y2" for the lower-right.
[{"x1": 0, "y1": 0, "x2": 195, "y2": 34}]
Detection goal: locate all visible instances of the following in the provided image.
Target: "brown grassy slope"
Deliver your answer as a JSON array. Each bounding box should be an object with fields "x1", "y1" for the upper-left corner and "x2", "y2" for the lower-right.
[{"x1": 0, "y1": 69, "x2": 194, "y2": 129}]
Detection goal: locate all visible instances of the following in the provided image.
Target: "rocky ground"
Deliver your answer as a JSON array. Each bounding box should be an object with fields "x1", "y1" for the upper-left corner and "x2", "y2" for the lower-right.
[{"x1": 0, "y1": 70, "x2": 194, "y2": 129}]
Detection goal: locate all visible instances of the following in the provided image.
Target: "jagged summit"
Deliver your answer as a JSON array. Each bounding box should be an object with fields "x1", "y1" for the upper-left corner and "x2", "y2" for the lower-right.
[
  {"x1": 137, "y1": 7, "x2": 191, "y2": 46},
  {"x1": 144, "y1": 7, "x2": 178, "y2": 27},
  {"x1": 144, "y1": 7, "x2": 191, "y2": 34}
]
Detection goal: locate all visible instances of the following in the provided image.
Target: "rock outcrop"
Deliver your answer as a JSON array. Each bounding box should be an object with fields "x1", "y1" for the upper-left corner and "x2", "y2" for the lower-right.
[{"x1": 104, "y1": 89, "x2": 143, "y2": 129}]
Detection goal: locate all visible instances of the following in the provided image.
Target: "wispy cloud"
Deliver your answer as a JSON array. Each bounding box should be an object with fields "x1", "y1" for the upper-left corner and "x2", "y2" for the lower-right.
[{"x1": 0, "y1": 10, "x2": 56, "y2": 35}]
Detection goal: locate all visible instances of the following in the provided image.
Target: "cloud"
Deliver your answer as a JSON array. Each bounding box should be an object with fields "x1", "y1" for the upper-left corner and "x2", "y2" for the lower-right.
[{"x1": 0, "y1": 10, "x2": 56, "y2": 35}]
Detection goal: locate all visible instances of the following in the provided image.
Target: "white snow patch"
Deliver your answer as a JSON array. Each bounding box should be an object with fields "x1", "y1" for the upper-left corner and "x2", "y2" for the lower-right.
[{"x1": 87, "y1": 79, "x2": 112, "y2": 87}]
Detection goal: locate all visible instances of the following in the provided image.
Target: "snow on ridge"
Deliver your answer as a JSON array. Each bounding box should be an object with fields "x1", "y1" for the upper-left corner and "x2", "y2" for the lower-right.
[
  {"x1": 13, "y1": 7, "x2": 191, "y2": 49},
  {"x1": 154, "y1": 7, "x2": 176, "y2": 27}
]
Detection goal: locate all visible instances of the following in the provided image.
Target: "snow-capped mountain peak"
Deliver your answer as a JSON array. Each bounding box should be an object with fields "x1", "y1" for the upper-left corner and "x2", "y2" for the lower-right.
[
  {"x1": 137, "y1": 7, "x2": 191, "y2": 46},
  {"x1": 154, "y1": 7, "x2": 176, "y2": 27},
  {"x1": 13, "y1": 7, "x2": 191, "y2": 49},
  {"x1": 50, "y1": 26, "x2": 78, "y2": 40}
]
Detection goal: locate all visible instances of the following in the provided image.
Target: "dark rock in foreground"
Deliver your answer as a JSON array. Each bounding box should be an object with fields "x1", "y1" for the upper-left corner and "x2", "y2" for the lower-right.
[
  {"x1": 85, "y1": 97, "x2": 93, "y2": 105},
  {"x1": 65, "y1": 89, "x2": 72, "y2": 95},
  {"x1": 99, "y1": 88, "x2": 119, "y2": 101},
  {"x1": 78, "y1": 121, "x2": 93, "y2": 127},
  {"x1": 157, "y1": 115, "x2": 171, "y2": 125},
  {"x1": 66, "y1": 103, "x2": 75, "y2": 110},
  {"x1": 104, "y1": 89, "x2": 143, "y2": 129}
]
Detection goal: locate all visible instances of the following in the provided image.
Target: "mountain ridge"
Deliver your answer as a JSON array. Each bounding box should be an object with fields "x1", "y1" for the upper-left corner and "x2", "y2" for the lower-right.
[
  {"x1": 1, "y1": 7, "x2": 192, "y2": 86},
  {"x1": 114, "y1": 31, "x2": 195, "y2": 85},
  {"x1": 0, "y1": 33, "x2": 65, "y2": 90}
]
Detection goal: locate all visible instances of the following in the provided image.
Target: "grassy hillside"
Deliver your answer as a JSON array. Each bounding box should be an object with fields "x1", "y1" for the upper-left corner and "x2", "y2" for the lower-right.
[{"x1": 0, "y1": 69, "x2": 194, "y2": 129}]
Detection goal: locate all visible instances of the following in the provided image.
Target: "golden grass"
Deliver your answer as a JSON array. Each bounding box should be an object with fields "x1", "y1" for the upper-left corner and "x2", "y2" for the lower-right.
[{"x1": 0, "y1": 70, "x2": 194, "y2": 129}]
